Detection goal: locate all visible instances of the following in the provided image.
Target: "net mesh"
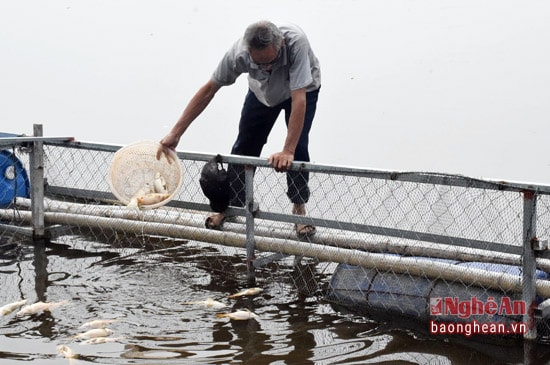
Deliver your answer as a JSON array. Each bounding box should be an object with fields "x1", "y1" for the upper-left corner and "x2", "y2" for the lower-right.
[{"x1": 2, "y1": 139, "x2": 550, "y2": 346}]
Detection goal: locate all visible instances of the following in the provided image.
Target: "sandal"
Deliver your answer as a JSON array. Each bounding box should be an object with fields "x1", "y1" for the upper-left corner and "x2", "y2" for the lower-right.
[
  {"x1": 205, "y1": 213, "x2": 226, "y2": 230},
  {"x1": 296, "y1": 223, "x2": 316, "y2": 239}
]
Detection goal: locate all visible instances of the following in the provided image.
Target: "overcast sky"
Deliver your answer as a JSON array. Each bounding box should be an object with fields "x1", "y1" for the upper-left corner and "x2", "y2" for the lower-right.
[{"x1": 1, "y1": 0, "x2": 549, "y2": 183}]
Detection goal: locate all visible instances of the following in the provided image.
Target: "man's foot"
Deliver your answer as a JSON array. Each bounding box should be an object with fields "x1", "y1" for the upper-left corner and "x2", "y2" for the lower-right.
[
  {"x1": 295, "y1": 223, "x2": 316, "y2": 238},
  {"x1": 205, "y1": 213, "x2": 226, "y2": 230},
  {"x1": 293, "y1": 203, "x2": 316, "y2": 239}
]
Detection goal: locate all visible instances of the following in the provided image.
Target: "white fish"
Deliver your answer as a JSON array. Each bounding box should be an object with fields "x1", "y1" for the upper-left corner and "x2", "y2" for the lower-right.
[
  {"x1": 57, "y1": 345, "x2": 78, "y2": 359},
  {"x1": 80, "y1": 319, "x2": 119, "y2": 329},
  {"x1": 137, "y1": 193, "x2": 170, "y2": 206},
  {"x1": 74, "y1": 328, "x2": 114, "y2": 340},
  {"x1": 128, "y1": 191, "x2": 170, "y2": 209},
  {"x1": 127, "y1": 183, "x2": 153, "y2": 209},
  {"x1": 182, "y1": 298, "x2": 227, "y2": 309},
  {"x1": 16, "y1": 300, "x2": 69, "y2": 317},
  {"x1": 216, "y1": 309, "x2": 258, "y2": 320},
  {"x1": 0, "y1": 299, "x2": 27, "y2": 316},
  {"x1": 127, "y1": 197, "x2": 140, "y2": 209},
  {"x1": 227, "y1": 287, "x2": 263, "y2": 299},
  {"x1": 79, "y1": 337, "x2": 122, "y2": 345},
  {"x1": 153, "y1": 172, "x2": 168, "y2": 194}
]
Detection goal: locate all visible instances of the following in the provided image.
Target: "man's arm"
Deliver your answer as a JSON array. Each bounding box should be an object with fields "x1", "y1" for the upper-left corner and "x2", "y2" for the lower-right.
[
  {"x1": 158, "y1": 79, "x2": 221, "y2": 160},
  {"x1": 268, "y1": 87, "x2": 306, "y2": 172}
]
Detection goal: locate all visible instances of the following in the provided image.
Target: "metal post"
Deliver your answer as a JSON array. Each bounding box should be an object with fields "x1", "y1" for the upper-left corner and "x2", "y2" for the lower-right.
[
  {"x1": 522, "y1": 190, "x2": 537, "y2": 340},
  {"x1": 245, "y1": 165, "x2": 256, "y2": 285},
  {"x1": 29, "y1": 124, "x2": 45, "y2": 239}
]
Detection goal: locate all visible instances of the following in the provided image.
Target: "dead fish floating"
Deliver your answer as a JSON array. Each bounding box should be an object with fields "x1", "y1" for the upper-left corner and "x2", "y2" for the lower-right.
[
  {"x1": 182, "y1": 298, "x2": 227, "y2": 309},
  {"x1": 16, "y1": 300, "x2": 69, "y2": 317},
  {"x1": 80, "y1": 319, "x2": 119, "y2": 329},
  {"x1": 79, "y1": 337, "x2": 122, "y2": 345},
  {"x1": 74, "y1": 328, "x2": 114, "y2": 340},
  {"x1": 0, "y1": 299, "x2": 27, "y2": 316},
  {"x1": 57, "y1": 344, "x2": 78, "y2": 359},
  {"x1": 216, "y1": 309, "x2": 258, "y2": 320},
  {"x1": 227, "y1": 287, "x2": 263, "y2": 299}
]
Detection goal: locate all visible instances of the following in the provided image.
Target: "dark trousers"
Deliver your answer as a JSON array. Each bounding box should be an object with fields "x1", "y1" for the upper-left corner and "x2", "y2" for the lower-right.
[{"x1": 228, "y1": 88, "x2": 320, "y2": 207}]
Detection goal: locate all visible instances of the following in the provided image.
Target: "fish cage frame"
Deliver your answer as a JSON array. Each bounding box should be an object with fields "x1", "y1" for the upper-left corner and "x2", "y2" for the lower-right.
[{"x1": 2, "y1": 124, "x2": 550, "y2": 342}]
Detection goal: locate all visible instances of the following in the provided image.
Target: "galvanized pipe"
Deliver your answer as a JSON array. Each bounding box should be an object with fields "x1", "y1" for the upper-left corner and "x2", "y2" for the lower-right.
[
  {"x1": 245, "y1": 165, "x2": 256, "y2": 285},
  {"x1": 29, "y1": 124, "x2": 45, "y2": 239},
  {"x1": 522, "y1": 190, "x2": 538, "y2": 340},
  {"x1": 4, "y1": 209, "x2": 550, "y2": 299},
  {"x1": 16, "y1": 197, "x2": 538, "y2": 270}
]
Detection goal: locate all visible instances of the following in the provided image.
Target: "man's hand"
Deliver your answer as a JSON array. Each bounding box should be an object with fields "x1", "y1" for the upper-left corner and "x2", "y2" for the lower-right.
[
  {"x1": 268, "y1": 151, "x2": 294, "y2": 172},
  {"x1": 156, "y1": 133, "x2": 180, "y2": 164}
]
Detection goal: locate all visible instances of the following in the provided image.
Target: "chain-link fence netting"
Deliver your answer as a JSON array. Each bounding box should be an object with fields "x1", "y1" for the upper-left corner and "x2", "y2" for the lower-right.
[{"x1": 2, "y1": 139, "x2": 550, "y2": 345}]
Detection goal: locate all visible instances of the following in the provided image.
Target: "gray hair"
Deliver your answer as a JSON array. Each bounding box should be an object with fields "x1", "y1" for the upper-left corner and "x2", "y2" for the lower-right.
[{"x1": 243, "y1": 21, "x2": 283, "y2": 50}]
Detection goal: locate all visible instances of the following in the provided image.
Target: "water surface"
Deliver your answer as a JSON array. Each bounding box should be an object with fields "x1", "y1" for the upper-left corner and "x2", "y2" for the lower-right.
[{"x1": 1, "y1": 231, "x2": 546, "y2": 364}]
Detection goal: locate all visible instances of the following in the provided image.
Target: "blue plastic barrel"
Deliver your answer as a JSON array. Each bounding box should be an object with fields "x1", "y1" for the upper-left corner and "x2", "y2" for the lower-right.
[
  {"x1": 0, "y1": 149, "x2": 30, "y2": 208},
  {"x1": 327, "y1": 259, "x2": 550, "y2": 325}
]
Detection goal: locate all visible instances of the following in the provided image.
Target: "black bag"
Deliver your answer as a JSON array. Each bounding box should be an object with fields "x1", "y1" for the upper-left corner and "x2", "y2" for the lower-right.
[{"x1": 199, "y1": 155, "x2": 230, "y2": 213}]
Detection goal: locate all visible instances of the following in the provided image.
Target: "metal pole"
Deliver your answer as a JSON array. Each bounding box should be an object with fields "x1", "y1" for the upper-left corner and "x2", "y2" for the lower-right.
[
  {"x1": 29, "y1": 124, "x2": 45, "y2": 239},
  {"x1": 522, "y1": 190, "x2": 537, "y2": 340},
  {"x1": 245, "y1": 165, "x2": 256, "y2": 285}
]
